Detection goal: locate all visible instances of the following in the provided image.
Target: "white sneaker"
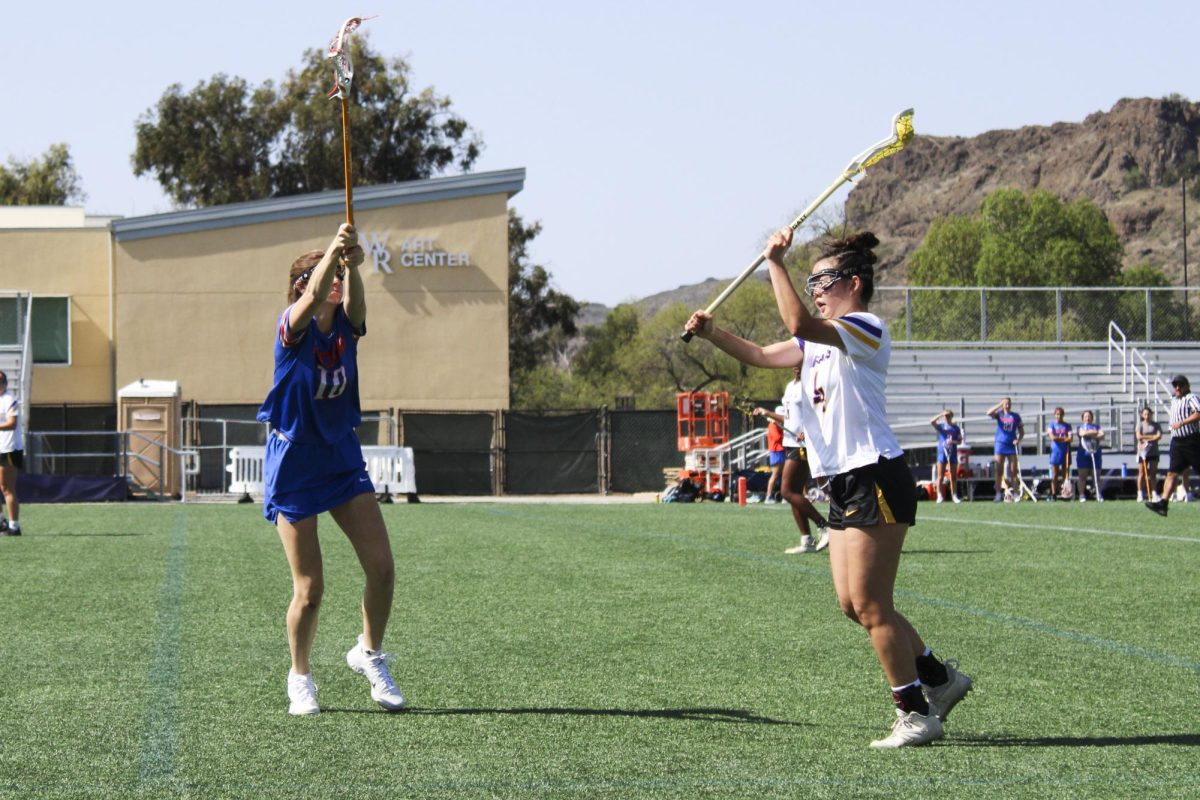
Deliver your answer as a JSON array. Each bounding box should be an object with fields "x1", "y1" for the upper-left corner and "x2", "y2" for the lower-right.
[
  {"x1": 1152, "y1": 492, "x2": 1162, "y2": 502},
  {"x1": 287, "y1": 670, "x2": 320, "y2": 716},
  {"x1": 925, "y1": 660, "x2": 973, "y2": 721},
  {"x1": 1078, "y1": 497, "x2": 1087, "y2": 502},
  {"x1": 1137, "y1": 493, "x2": 1145, "y2": 502},
  {"x1": 346, "y1": 634, "x2": 406, "y2": 711},
  {"x1": 936, "y1": 495, "x2": 945, "y2": 504},
  {"x1": 784, "y1": 538, "x2": 817, "y2": 554},
  {"x1": 869, "y1": 709, "x2": 944, "y2": 748},
  {"x1": 815, "y1": 527, "x2": 831, "y2": 552},
  {"x1": 951, "y1": 494, "x2": 961, "y2": 504}
]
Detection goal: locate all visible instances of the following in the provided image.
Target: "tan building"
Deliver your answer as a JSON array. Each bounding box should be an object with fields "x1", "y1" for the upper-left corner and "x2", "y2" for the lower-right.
[{"x1": 0, "y1": 169, "x2": 523, "y2": 415}]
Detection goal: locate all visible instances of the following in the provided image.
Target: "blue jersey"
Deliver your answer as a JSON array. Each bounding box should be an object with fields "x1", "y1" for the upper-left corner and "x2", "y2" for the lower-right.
[
  {"x1": 1077, "y1": 422, "x2": 1102, "y2": 455},
  {"x1": 1047, "y1": 421, "x2": 1072, "y2": 454},
  {"x1": 257, "y1": 304, "x2": 365, "y2": 444},
  {"x1": 935, "y1": 422, "x2": 961, "y2": 461},
  {"x1": 994, "y1": 412, "x2": 1022, "y2": 448}
]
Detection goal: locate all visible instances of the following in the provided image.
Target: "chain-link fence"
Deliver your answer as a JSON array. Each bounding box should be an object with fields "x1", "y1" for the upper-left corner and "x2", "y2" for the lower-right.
[{"x1": 878, "y1": 287, "x2": 1199, "y2": 343}]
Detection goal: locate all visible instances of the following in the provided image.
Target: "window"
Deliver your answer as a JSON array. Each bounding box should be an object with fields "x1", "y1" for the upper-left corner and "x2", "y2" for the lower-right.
[
  {"x1": 0, "y1": 297, "x2": 20, "y2": 346},
  {"x1": 31, "y1": 297, "x2": 70, "y2": 364}
]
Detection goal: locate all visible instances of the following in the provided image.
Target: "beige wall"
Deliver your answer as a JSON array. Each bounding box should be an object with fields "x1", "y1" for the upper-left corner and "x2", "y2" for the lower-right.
[
  {"x1": 0, "y1": 228, "x2": 113, "y2": 403},
  {"x1": 114, "y1": 192, "x2": 510, "y2": 410}
]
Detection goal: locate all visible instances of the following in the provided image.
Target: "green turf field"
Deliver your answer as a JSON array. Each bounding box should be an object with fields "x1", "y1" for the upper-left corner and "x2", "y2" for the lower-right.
[{"x1": 0, "y1": 499, "x2": 1197, "y2": 799}]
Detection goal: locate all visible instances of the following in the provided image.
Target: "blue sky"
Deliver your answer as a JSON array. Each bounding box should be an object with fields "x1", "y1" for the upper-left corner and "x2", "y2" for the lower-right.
[{"x1": 6, "y1": 1, "x2": 1198, "y2": 305}]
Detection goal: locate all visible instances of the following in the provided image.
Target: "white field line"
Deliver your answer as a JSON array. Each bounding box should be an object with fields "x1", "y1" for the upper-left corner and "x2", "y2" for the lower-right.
[{"x1": 920, "y1": 514, "x2": 1199, "y2": 544}]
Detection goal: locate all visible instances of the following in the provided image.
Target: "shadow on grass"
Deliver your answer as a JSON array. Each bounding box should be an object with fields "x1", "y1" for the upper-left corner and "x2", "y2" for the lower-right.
[
  {"x1": 323, "y1": 706, "x2": 808, "y2": 726},
  {"x1": 48, "y1": 532, "x2": 151, "y2": 537},
  {"x1": 951, "y1": 733, "x2": 1200, "y2": 747},
  {"x1": 902, "y1": 549, "x2": 991, "y2": 555}
]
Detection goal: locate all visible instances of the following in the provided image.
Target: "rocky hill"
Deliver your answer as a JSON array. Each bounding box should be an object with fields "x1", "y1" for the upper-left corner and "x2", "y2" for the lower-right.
[
  {"x1": 605, "y1": 96, "x2": 1200, "y2": 321},
  {"x1": 846, "y1": 95, "x2": 1200, "y2": 285}
]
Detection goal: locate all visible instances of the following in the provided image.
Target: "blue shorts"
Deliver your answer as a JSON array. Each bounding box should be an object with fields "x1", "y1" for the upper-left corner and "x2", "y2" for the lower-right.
[
  {"x1": 263, "y1": 431, "x2": 375, "y2": 524},
  {"x1": 768, "y1": 451, "x2": 785, "y2": 467},
  {"x1": 1076, "y1": 449, "x2": 1102, "y2": 471},
  {"x1": 1049, "y1": 445, "x2": 1069, "y2": 467},
  {"x1": 936, "y1": 450, "x2": 958, "y2": 466},
  {"x1": 995, "y1": 441, "x2": 1017, "y2": 456}
]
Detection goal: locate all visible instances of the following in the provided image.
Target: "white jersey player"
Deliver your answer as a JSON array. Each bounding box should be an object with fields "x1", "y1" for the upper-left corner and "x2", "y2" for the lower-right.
[{"x1": 685, "y1": 227, "x2": 971, "y2": 749}]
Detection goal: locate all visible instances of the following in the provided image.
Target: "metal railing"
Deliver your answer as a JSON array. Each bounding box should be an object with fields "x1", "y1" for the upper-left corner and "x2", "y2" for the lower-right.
[
  {"x1": 27, "y1": 429, "x2": 199, "y2": 501},
  {"x1": 876, "y1": 286, "x2": 1198, "y2": 344},
  {"x1": 1106, "y1": 321, "x2": 1174, "y2": 409}
]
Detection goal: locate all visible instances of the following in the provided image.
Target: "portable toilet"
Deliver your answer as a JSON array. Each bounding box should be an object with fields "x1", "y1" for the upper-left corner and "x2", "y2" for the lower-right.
[{"x1": 117, "y1": 379, "x2": 182, "y2": 497}]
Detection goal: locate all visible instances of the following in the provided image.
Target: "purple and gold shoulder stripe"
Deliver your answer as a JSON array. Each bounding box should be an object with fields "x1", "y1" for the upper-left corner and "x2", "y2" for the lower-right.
[{"x1": 832, "y1": 314, "x2": 883, "y2": 351}]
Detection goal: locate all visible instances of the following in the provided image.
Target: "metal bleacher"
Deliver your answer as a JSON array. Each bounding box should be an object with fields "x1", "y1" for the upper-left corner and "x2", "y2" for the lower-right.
[
  {"x1": 888, "y1": 346, "x2": 1123, "y2": 448},
  {"x1": 886, "y1": 338, "x2": 1200, "y2": 463}
]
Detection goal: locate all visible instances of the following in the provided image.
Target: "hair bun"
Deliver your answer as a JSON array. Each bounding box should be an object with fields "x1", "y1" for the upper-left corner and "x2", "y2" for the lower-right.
[{"x1": 821, "y1": 231, "x2": 879, "y2": 264}]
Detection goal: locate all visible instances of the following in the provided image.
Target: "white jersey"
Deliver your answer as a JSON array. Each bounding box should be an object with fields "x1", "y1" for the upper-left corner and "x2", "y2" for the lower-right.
[
  {"x1": 780, "y1": 378, "x2": 806, "y2": 448},
  {"x1": 796, "y1": 311, "x2": 903, "y2": 478},
  {"x1": 0, "y1": 391, "x2": 22, "y2": 453}
]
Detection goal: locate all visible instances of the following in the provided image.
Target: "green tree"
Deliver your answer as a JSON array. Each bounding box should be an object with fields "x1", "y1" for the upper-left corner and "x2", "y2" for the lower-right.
[
  {"x1": 0, "y1": 144, "x2": 85, "y2": 205},
  {"x1": 621, "y1": 279, "x2": 792, "y2": 407},
  {"x1": 508, "y1": 210, "x2": 581, "y2": 380},
  {"x1": 905, "y1": 188, "x2": 1125, "y2": 341},
  {"x1": 133, "y1": 35, "x2": 480, "y2": 207}
]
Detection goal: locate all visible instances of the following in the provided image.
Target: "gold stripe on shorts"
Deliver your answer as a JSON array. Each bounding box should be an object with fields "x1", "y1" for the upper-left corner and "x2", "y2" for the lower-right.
[{"x1": 875, "y1": 484, "x2": 897, "y2": 524}]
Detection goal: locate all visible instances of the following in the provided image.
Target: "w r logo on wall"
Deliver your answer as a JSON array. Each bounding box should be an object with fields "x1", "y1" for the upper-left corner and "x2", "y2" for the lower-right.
[{"x1": 365, "y1": 232, "x2": 393, "y2": 274}]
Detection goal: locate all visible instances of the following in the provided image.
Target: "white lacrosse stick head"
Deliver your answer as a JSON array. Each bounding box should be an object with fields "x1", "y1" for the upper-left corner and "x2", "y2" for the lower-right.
[{"x1": 326, "y1": 16, "x2": 365, "y2": 99}]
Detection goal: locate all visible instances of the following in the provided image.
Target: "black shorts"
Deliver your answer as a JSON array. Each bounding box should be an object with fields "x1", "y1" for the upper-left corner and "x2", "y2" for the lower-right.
[
  {"x1": 1168, "y1": 435, "x2": 1200, "y2": 475},
  {"x1": 827, "y1": 455, "x2": 918, "y2": 530},
  {"x1": 1, "y1": 450, "x2": 23, "y2": 469},
  {"x1": 784, "y1": 447, "x2": 811, "y2": 480}
]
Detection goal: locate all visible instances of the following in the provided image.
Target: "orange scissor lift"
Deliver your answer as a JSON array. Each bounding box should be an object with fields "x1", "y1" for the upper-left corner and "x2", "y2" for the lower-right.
[{"x1": 675, "y1": 391, "x2": 731, "y2": 498}]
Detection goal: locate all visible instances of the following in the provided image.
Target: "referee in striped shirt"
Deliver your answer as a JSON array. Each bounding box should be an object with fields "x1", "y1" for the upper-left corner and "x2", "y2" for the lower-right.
[{"x1": 1145, "y1": 375, "x2": 1200, "y2": 516}]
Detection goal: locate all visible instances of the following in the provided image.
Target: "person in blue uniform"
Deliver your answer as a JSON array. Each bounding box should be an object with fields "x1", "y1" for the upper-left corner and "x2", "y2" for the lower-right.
[
  {"x1": 1046, "y1": 407, "x2": 1073, "y2": 500},
  {"x1": 257, "y1": 223, "x2": 405, "y2": 716},
  {"x1": 929, "y1": 409, "x2": 962, "y2": 503},
  {"x1": 987, "y1": 398, "x2": 1023, "y2": 502},
  {"x1": 1075, "y1": 410, "x2": 1105, "y2": 502}
]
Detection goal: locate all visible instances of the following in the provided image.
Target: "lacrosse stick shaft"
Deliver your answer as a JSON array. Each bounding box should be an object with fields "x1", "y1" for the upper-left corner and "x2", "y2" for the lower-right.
[
  {"x1": 680, "y1": 177, "x2": 847, "y2": 343},
  {"x1": 340, "y1": 96, "x2": 355, "y2": 226}
]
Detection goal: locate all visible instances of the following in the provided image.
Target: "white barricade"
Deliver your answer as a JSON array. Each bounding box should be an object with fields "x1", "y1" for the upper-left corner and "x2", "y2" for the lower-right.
[{"x1": 227, "y1": 445, "x2": 417, "y2": 497}]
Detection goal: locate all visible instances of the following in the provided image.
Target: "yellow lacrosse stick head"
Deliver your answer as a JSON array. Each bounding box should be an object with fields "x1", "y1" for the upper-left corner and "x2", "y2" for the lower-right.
[{"x1": 846, "y1": 108, "x2": 915, "y2": 176}]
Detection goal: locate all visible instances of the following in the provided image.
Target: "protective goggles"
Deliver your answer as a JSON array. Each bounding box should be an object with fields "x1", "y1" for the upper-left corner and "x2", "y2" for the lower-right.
[
  {"x1": 804, "y1": 268, "x2": 852, "y2": 296},
  {"x1": 294, "y1": 264, "x2": 346, "y2": 289}
]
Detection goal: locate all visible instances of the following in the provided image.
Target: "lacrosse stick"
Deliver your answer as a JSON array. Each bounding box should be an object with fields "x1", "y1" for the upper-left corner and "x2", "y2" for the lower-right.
[
  {"x1": 1089, "y1": 446, "x2": 1103, "y2": 502},
  {"x1": 682, "y1": 108, "x2": 915, "y2": 342},
  {"x1": 1014, "y1": 452, "x2": 1038, "y2": 503},
  {"x1": 327, "y1": 16, "x2": 371, "y2": 226}
]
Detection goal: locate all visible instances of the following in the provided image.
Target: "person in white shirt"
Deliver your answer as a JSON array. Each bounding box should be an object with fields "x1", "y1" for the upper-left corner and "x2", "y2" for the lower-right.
[
  {"x1": 1146, "y1": 375, "x2": 1200, "y2": 517},
  {"x1": 0, "y1": 371, "x2": 23, "y2": 536},
  {"x1": 684, "y1": 228, "x2": 971, "y2": 748},
  {"x1": 753, "y1": 368, "x2": 831, "y2": 554}
]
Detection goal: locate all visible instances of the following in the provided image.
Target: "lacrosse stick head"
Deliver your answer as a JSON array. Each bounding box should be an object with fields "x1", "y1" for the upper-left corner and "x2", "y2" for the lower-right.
[
  {"x1": 844, "y1": 108, "x2": 915, "y2": 177},
  {"x1": 326, "y1": 16, "x2": 365, "y2": 99}
]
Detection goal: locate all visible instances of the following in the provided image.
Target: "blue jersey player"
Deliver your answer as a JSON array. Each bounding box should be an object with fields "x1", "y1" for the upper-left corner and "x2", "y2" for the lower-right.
[
  {"x1": 1046, "y1": 407, "x2": 1073, "y2": 499},
  {"x1": 929, "y1": 409, "x2": 962, "y2": 503},
  {"x1": 257, "y1": 223, "x2": 404, "y2": 716},
  {"x1": 987, "y1": 397, "x2": 1024, "y2": 502}
]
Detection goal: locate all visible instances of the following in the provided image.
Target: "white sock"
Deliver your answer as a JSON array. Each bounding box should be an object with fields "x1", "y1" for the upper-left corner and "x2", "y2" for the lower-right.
[{"x1": 7, "y1": 521, "x2": 18, "y2": 531}]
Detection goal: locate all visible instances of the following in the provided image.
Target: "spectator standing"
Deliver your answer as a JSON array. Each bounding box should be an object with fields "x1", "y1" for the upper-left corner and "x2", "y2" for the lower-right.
[
  {"x1": 1076, "y1": 410, "x2": 1105, "y2": 502},
  {"x1": 929, "y1": 409, "x2": 962, "y2": 503},
  {"x1": 987, "y1": 398, "x2": 1023, "y2": 502},
  {"x1": 1135, "y1": 406, "x2": 1162, "y2": 503},
  {"x1": 1046, "y1": 407, "x2": 1073, "y2": 500},
  {"x1": 760, "y1": 405, "x2": 786, "y2": 503}
]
